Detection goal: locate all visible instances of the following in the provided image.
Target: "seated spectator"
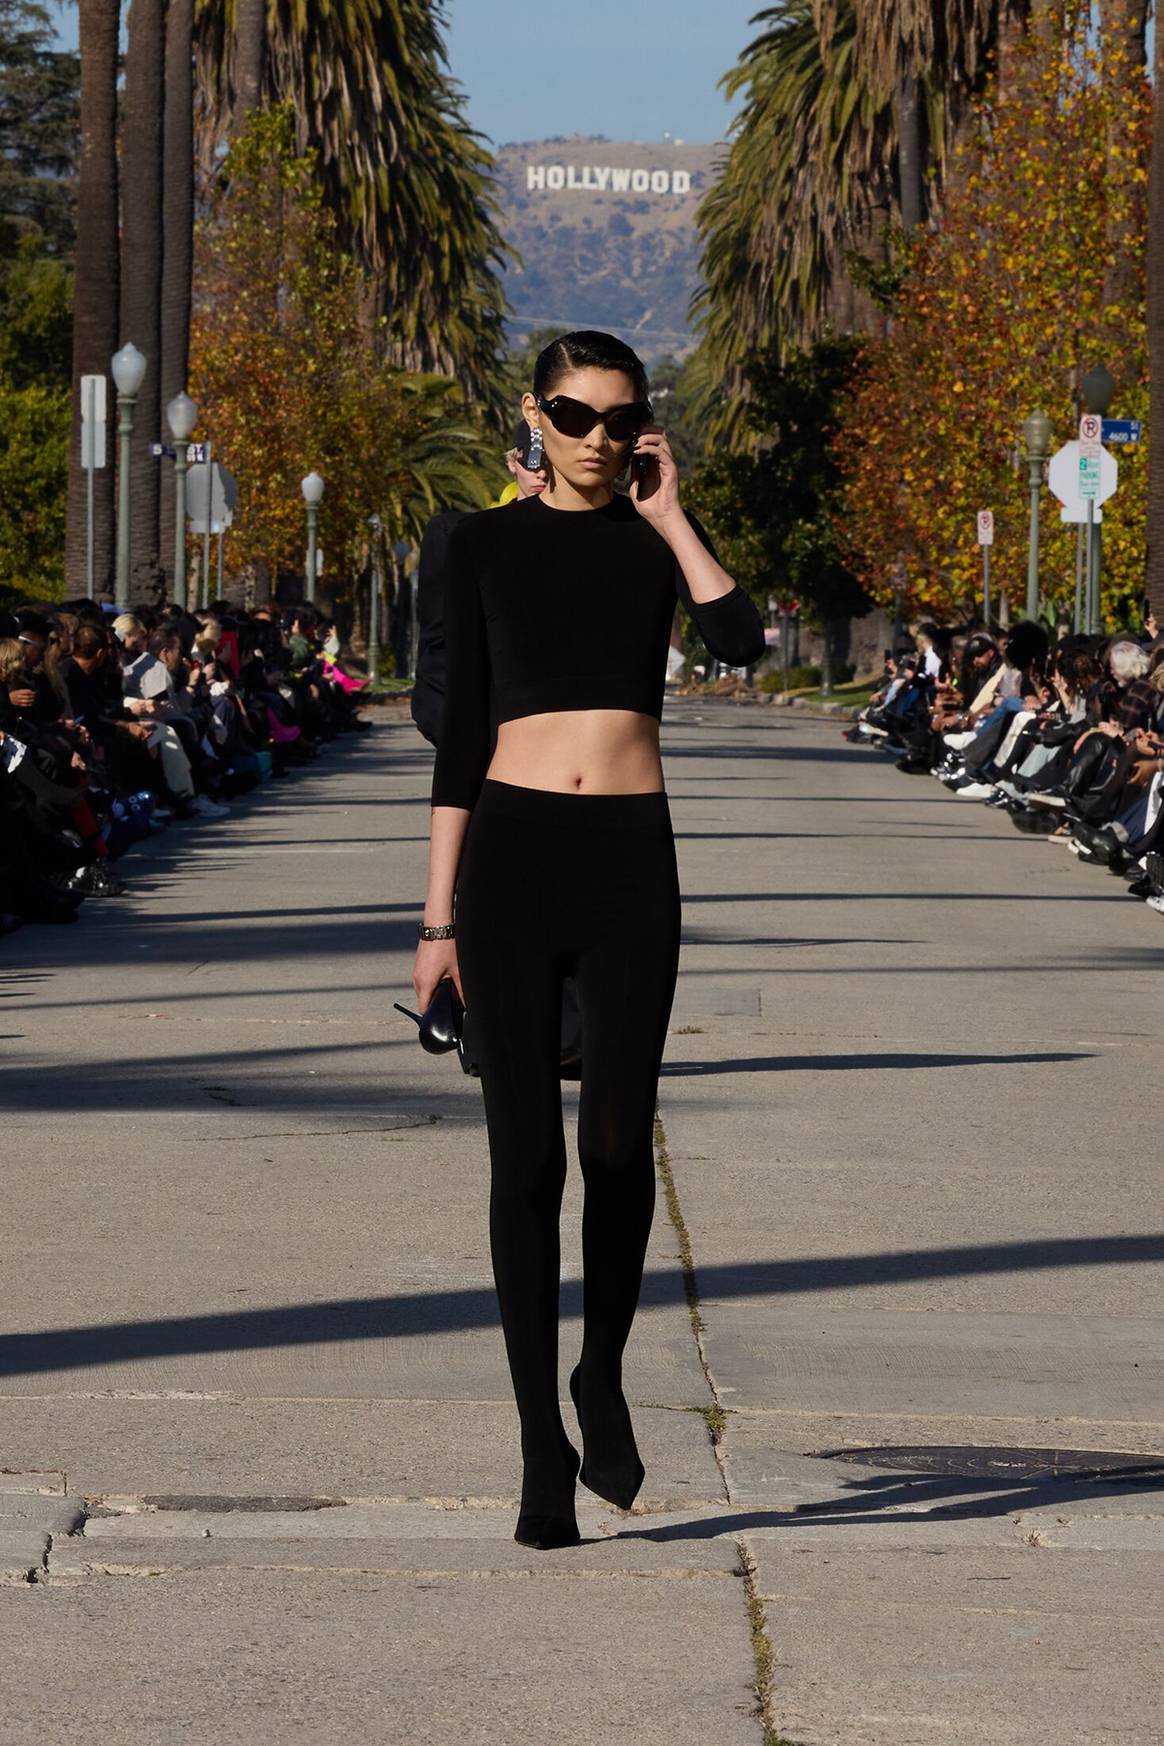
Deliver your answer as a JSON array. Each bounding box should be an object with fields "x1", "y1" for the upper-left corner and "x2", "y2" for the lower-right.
[
  {"x1": 0, "y1": 593, "x2": 373, "y2": 930},
  {"x1": 848, "y1": 613, "x2": 1164, "y2": 913}
]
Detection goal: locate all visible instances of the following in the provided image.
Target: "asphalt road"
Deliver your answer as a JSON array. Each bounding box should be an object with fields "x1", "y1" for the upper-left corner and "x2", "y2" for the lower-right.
[{"x1": 1, "y1": 702, "x2": 1161, "y2": 1746}]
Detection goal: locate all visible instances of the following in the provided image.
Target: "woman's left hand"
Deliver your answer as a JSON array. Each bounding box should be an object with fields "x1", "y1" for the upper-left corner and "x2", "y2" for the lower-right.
[{"x1": 629, "y1": 426, "x2": 681, "y2": 524}]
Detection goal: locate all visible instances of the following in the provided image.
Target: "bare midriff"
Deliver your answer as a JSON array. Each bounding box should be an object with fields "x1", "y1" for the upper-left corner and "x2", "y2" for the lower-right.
[{"x1": 487, "y1": 709, "x2": 663, "y2": 794}]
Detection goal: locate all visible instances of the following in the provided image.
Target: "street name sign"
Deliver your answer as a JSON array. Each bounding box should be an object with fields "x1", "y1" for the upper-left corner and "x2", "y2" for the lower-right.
[
  {"x1": 1101, "y1": 417, "x2": 1142, "y2": 447},
  {"x1": 186, "y1": 441, "x2": 208, "y2": 464},
  {"x1": 976, "y1": 509, "x2": 994, "y2": 546}
]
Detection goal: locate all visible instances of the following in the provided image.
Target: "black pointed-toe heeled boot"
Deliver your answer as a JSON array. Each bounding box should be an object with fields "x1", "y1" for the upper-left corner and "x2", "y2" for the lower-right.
[{"x1": 569, "y1": 1364, "x2": 645, "y2": 1512}]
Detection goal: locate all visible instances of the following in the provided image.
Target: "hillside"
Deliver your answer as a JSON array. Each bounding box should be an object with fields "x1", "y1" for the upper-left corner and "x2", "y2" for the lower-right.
[{"x1": 493, "y1": 136, "x2": 724, "y2": 361}]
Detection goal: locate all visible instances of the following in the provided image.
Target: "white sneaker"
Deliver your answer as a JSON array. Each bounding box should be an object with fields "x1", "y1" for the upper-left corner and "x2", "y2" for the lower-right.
[
  {"x1": 1026, "y1": 792, "x2": 1066, "y2": 809},
  {"x1": 943, "y1": 731, "x2": 977, "y2": 751},
  {"x1": 189, "y1": 794, "x2": 229, "y2": 818},
  {"x1": 953, "y1": 782, "x2": 995, "y2": 801},
  {"x1": 1146, "y1": 894, "x2": 1164, "y2": 913}
]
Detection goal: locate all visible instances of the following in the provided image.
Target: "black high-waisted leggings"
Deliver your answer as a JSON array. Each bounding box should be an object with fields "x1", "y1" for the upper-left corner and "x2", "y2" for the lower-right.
[{"x1": 456, "y1": 778, "x2": 681, "y2": 1512}]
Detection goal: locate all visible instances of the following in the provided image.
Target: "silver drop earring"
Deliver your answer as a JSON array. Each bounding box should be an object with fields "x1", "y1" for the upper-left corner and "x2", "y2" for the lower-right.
[{"x1": 527, "y1": 425, "x2": 544, "y2": 470}]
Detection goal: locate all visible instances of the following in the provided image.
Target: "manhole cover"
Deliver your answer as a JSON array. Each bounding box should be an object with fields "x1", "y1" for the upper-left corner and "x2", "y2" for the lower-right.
[{"x1": 811, "y1": 1445, "x2": 1164, "y2": 1484}]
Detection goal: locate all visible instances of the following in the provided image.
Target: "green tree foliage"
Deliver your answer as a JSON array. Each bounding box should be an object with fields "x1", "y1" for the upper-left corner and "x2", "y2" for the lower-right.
[
  {"x1": 0, "y1": 0, "x2": 80, "y2": 255},
  {"x1": 0, "y1": 377, "x2": 67, "y2": 595},
  {"x1": 683, "y1": 337, "x2": 871, "y2": 636},
  {"x1": 0, "y1": 1, "x2": 77, "y2": 596},
  {"x1": 0, "y1": 226, "x2": 71, "y2": 388},
  {"x1": 194, "y1": 0, "x2": 513, "y2": 415}
]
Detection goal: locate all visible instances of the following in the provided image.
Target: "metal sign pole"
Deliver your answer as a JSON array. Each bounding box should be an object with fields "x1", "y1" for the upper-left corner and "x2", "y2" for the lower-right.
[
  {"x1": 368, "y1": 516, "x2": 382, "y2": 687},
  {"x1": 982, "y1": 546, "x2": 991, "y2": 628},
  {"x1": 85, "y1": 376, "x2": 96, "y2": 596},
  {"x1": 201, "y1": 439, "x2": 213, "y2": 610},
  {"x1": 1084, "y1": 498, "x2": 1095, "y2": 635},
  {"x1": 216, "y1": 526, "x2": 225, "y2": 597},
  {"x1": 1074, "y1": 522, "x2": 1083, "y2": 633}
]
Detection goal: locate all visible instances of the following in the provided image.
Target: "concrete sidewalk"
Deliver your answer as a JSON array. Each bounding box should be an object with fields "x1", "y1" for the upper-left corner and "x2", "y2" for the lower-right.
[{"x1": 1, "y1": 706, "x2": 1161, "y2": 1745}]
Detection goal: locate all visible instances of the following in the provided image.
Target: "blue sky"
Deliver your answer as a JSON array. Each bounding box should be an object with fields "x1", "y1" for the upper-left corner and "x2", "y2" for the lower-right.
[
  {"x1": 442, "y1": 0, "x2": 763, "y2": 145},
  {"x1": 53, "y1": 1, "x2": 763, "y2": 143}
]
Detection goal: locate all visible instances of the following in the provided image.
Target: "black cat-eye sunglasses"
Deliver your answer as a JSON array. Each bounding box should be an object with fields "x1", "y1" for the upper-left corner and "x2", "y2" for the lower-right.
[{"x1": 534, "y1": 392, "x2": 654, "y2": 445}]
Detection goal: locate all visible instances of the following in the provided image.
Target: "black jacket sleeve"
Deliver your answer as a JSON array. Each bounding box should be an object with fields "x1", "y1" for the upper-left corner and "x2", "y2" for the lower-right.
[
  {"x1": 411, "y1": 510, "x2": 465, "y2": 747},
  {"x1": 674, "y1": 512, "x2": 767, "y2": 668},
  {"x1": 430, "y1": 518, "x2": 493, "y2": 811}
]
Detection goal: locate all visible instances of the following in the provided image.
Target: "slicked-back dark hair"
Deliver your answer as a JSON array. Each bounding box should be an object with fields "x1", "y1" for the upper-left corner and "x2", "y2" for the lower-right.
[
  {"x1": 72, "y1": 624, "x2": 108, "y2": 660},
  {"x1": 533, "y1": 330, "x2": 650, "y2": 403}
]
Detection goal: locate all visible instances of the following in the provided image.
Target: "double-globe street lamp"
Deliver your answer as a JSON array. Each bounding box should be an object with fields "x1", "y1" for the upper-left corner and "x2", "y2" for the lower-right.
[
  {"x1": 301, "y1": 471, "x2": 324, "y2": 602},
  {"x1": 166, "y1": 390, "x2": 198, "y2": 612},
  {"x1": 111, "y1": 342, "x2": 147, "y2": 608},
  {"x1": 1022, "y1": 408, "x2": 1053, "y2": 623}
]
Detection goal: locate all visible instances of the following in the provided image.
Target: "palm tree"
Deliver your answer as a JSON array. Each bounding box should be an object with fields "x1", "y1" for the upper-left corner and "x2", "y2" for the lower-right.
[
  {"x1": 231, "y1": 0, "x2": 265, "y2": 128},
  {"x1": 382, "y1": 374, "x2": 496, "y2": 544},
  {"x1": 159, "y1": 0, "x2": 195, "y2": 592},
  {"x1": 65, "y1": 0, "x2": 119, "y2": 597},
  {"x1": 693, "y1": 0, "x2": 903, "y2": 409},
  {"x1": 1145, "y1": 0, "x2": 1164, "y2": 616},
  {"x1": 693, "y1": 0, "x2": 1011, "y2": 423},
  {"x1": 193, "y1": 0, "x2": 511, "y2": 413},
  {"x1": 820, "y1": 0, "x2": 996, "y2": 229},
  {"x1": 121, "y1": 0, "x2": 165, "y2": 599}
]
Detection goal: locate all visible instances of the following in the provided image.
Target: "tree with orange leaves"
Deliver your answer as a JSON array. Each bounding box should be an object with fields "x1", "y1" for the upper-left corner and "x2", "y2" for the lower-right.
[
  {"x1": 836, "y1": 8, "x2": 1150, "y2": 626},
  {"x1": 190, "y1": 108, "x2": 492, "y2": 597}
]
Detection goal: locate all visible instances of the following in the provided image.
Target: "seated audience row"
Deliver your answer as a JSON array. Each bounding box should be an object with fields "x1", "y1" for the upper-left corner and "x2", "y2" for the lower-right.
[
  {"x1": 0, "y1": 598, "x2": 369, "y2": 931},
  {"x1": 848, "y1": 620, "x2": 1164, "y2": 909}
]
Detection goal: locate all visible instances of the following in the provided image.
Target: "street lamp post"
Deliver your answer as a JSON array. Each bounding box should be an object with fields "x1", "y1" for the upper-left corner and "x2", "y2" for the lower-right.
[
  {"x1": 301, "y1": 471, "x2": 324, "y2": 602},
  {"x1": 1022, "y1": 409, "x2": 1052, "y2": 623},
  {"x1": 1082, "y1": 364, "x2": 1115, "y2": 635},
  {"x1": 166, "y1": 390, "x2": 198, "y2": 611},
  {"x1": 111, "y1": 343, "x2": 147, "y2": 607},
  {"x1": 368, "y1": 514, "x2": 382, "y2": 688}
]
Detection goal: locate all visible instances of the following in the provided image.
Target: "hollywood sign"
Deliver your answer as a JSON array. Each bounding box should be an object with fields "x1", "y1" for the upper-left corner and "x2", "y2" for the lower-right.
[{"x1": 526, "y1": 163, "x2": 694, "y2": 196}]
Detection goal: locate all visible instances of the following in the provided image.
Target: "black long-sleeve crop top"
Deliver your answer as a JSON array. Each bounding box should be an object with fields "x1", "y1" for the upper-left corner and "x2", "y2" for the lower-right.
[{"x1": 430, "y1": 492, "x2": 767, "y2": 811}]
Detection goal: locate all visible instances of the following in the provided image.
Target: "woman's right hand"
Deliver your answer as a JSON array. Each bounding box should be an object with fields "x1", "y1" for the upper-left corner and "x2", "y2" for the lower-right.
[{"x1": 413, "y1": 937, "x2": 464, "y2": 1011}]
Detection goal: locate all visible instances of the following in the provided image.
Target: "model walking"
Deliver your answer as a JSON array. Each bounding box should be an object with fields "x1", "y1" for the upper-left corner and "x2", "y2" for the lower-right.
[{"x1": 414, "y1": 330, "x2": 765, "y2": 1549}]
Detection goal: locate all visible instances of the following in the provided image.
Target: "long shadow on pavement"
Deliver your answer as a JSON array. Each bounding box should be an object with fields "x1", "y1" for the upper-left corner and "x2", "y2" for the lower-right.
[{"x1": 2, "y1": 1235, "x2": 1162, "y2": 1378}]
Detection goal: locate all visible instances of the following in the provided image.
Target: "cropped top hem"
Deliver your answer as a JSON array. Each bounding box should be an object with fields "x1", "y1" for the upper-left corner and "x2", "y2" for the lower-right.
[{"x1": 493, "y1": 674, "x2": 664, "y2": 724}]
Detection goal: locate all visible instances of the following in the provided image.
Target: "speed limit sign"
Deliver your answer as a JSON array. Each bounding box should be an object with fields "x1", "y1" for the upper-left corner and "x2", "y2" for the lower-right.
[{"x1": 976, "y1": 509, "x2": 994, "y2": 547}]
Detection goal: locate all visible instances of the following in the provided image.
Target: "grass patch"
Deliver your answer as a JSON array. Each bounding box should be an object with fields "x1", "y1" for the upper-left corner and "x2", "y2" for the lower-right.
[
  {"x1": 653, "y1": 1111, "x2": 702, "y2": 1338},
  {"x1": 692, "y1": 1403, "x2": 728, "y2": 1445},
  {"x1": 737, "y1": 1539, "x2": 805, "y2": 1746},
  {"x1": 795, "y1": 683, "x2": 878, "y2": 708}
]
